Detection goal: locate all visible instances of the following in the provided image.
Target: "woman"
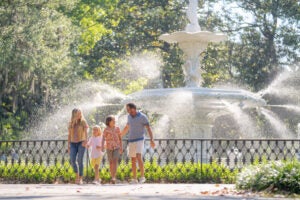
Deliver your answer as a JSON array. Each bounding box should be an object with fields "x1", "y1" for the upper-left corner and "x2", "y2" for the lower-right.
[{"x1": 68, "y1": 108, "x2": 88, "y2": 184}]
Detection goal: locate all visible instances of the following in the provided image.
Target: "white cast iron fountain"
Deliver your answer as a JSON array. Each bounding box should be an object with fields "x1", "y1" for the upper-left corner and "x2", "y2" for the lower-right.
[{"x1": 126, "y1": 0, "x2": 266, "y2": 139}]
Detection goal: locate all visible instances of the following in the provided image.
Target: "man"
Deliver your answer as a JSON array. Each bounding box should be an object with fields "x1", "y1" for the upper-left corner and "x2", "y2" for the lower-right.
[{"x1": 121, "y1": 103, "x2": 155, "y2": 184}]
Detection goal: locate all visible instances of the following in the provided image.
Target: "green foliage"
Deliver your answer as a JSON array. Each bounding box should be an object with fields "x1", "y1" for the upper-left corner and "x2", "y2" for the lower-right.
[
  {"x1": 0, "y1": 162, "x2": 75, "y2": 183},
  {"x1": 0, "y1": 0, "x2": 299, "y2": 140},
  {"x1": 236, "y1": 160, "x2": 300, "y2": 194},
  {"x1": 218, "y1": 0, "x2": 300, "y2": 90},
  {"x1": 0, "y1": 0, "x2": 80, "y2": 139},
  {"x1": 0, "y1": 161, "x2": 237, "y2": 184}
]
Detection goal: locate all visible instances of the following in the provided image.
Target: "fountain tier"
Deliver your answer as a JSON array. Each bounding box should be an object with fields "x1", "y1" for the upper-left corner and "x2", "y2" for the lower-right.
[{"x1": 126, "y1": 87, "x2": 266, "y2": 138}]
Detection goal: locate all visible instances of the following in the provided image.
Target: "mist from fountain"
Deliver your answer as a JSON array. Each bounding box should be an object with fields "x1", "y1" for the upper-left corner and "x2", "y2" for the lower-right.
[
  {"x1": 260, "y1": 68, "x2": 300, "y2": 101},
  {"x1": 222, "y1": 101, "x2": 261, "y2": 138},
  {"x1": 27, "y1": 82, "x2": 125, "y2": 139},
  {"x1": 260, "y1": 107, "x2": 294, "y2": 138},
  {"x1": 26, "y1": 52, "x2": 162, "y2": 139}
]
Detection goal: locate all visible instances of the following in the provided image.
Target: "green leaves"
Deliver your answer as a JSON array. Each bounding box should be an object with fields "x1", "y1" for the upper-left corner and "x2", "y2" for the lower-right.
[{"x1": 237, "y1": 160, "x2": 300, "y2": 194}]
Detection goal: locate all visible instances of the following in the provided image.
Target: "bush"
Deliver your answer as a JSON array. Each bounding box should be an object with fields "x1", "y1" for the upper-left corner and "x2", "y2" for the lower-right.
[
  {"x1": 0, "y1": 161, "x2": 237, "y2": 184},
  {"x1": 236, "y1": 160, "x2": 300, "y2": 194}
]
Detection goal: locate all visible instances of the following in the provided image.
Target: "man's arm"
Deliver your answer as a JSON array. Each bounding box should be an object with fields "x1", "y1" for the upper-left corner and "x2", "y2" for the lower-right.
[
  {"x1": 120, "y1": 124, "x2": 129, "y2": 137},
  {"x1": 146, "y1": 125, "x2": 155, "y2": 148}
]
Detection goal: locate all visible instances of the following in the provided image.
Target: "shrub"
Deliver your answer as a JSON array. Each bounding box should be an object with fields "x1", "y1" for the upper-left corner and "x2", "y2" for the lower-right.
[
  {"x1": 0, "y1": 161, "x2": 237, "y2": 184},
  {"x1": 236, "y1": 160, "x2": 300, "y2": 194}
]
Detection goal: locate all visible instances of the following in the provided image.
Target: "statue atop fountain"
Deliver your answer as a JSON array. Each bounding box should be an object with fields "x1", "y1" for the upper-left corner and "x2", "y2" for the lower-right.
[
  {"x1": 159, "y1": 0, "x2": 227, "y2": 87},
  {"x1": 186, "y1": 0, "x2": 201, "y2": 32}
]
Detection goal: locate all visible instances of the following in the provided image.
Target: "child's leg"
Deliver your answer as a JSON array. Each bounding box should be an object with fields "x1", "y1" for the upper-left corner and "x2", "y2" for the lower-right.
[
  {"x1": 112, "y1": 157, "x2": 118, "y2": 179},
  {"x1": 109, "y1": 160, "x2": 113, "y2": 178},
  {"x1": 94, "y1": 164, "x2": 99, "y2": 181}
]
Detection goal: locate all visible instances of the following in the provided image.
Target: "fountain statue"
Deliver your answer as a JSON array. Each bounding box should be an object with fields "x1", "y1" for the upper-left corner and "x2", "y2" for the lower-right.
[
  {"x1": 126, "y1": 0, "x2": 266, "y2": 139},
  {"x1": 159, "y1": 0, "x2": 227, "y2": 87},
  {"x1": 186, "y1": 0, "x2": 201, "y2": 32}
]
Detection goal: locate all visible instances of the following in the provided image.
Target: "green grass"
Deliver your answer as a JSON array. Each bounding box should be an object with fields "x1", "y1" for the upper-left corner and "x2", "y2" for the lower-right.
[{"x1": 0, "y1": 161, "x2": 237, "y2": 184}]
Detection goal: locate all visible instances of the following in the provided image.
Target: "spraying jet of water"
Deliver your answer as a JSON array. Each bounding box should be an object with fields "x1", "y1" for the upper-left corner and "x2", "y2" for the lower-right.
[
  {"x1": 267, "y1": 105, "x2": 300, "y2": 114},
  {"x1": 27, "y1": 82, "x2": 126, "y2": 139},
  {"x1": 260, "y1": 107, "x2": 294, "y2": 138},
  {"x1": 223, "y1": 101, "x2": 261, "y2": 138}
]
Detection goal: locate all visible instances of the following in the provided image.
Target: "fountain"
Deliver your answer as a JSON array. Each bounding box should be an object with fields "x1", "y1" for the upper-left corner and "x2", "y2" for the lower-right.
[
  {"x1": 28, "y1": 1, "x2": 299, "y2": 141},
  {"x1": 125, "y1": 0, "x2": 266, "y2": 139}
]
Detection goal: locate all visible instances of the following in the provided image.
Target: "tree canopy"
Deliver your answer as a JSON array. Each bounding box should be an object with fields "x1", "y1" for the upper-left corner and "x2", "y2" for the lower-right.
[{"x1": 0, "y1": 0, "x2": 299, "y2": 139}]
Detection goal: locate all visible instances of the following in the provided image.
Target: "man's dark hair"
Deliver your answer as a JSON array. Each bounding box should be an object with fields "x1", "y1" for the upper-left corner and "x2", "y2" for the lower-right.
[
  {"x1": 126, "y1": 103, "x2": 137, "y2": 110},
  {"x1": 105, "y1": 115, "x2": 115, "y2": 126}
]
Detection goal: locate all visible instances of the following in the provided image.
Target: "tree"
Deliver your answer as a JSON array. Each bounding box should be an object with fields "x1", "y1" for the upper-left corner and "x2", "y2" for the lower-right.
[
  {"x1": 0, "y1": 0, "x2": 78, "y2": 139},
  {"x1": 213, "y1": 0, "x2": 300, "y2": 90}
]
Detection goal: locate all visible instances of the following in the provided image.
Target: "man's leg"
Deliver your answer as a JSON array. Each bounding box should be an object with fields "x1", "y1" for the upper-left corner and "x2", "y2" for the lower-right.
[
  {"x1": 136, "y1": 153, "x2": 144, "y2": 178},
  {"x1": 129, "y1": 142, "x2": 138, "y2": 181},
  {"x1": 131, "y1": 157, "x2": 137, "y2": 180}
]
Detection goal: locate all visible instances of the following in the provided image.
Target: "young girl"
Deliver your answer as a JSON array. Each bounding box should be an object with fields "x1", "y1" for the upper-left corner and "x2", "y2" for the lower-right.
[
  {"x1": 102, "y1": 116, "x2": 122, "y2": 184},
  {"x1": 87, "y1": 125, "x2": 104, "y2": 185}
]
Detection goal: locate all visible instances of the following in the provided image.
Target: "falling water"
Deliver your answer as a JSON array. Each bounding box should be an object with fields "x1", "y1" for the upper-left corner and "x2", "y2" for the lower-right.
[
  {"x1": 223, "y1": 101, "x2": 261, "y2": 138},
  {"x1": 260, "y1": 68, "x2": 300, "y2": 101},
  {"x1": 27, "y1": 82, "x2": 125, "y2": 139},
  {"x1": 260, "y1": 107, "x2": 294, "y2": 138},
  {"x1": 153, "y1": 115, "x2": 171, "y2": 139},
  {"x1": 268, "y1": 105, "x2": 300, "y2": 114}
]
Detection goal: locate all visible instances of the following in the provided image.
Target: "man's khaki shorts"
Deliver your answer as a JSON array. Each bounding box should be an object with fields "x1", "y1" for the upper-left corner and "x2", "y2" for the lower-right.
[{"x1": 128, "y1": 140, "x2": 144, "y2": 158}]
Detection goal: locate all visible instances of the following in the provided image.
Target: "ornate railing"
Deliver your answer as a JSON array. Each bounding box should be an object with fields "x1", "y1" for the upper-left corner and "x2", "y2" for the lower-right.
[{"x1": 1, "y1": 139, "x2": 300, "y2": 183}]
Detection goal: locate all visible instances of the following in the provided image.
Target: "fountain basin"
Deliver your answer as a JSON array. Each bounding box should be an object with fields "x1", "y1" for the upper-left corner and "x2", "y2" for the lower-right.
[
  {"x1": 126, "y1": 87, "x2": 266, "y2": 110},
  {"x1": 123, "y1": 87, "x2": 266, "y2": 139},
  {"x1": 159, "y1": 31, "x2": 227, "y2": 44}
]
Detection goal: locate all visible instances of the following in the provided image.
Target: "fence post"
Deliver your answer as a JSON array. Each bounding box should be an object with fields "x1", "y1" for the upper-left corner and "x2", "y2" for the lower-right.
[
  {"x1": 86, "y1": 148, "x2": 89, "y2": 183},
  {"x1": 200, "y1": 140, "x2": 203, "y2": 178}
]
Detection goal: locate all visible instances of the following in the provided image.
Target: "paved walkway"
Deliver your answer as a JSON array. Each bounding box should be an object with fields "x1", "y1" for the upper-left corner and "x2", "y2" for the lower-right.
[{"x1": 0, "y1": 184, "x2": 287, "y2": 200}]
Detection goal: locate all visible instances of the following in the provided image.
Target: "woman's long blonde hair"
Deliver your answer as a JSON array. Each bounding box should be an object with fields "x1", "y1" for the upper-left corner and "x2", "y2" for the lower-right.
[{"x1": 70, "y1": 108, "x2": 85, "y2": 128}]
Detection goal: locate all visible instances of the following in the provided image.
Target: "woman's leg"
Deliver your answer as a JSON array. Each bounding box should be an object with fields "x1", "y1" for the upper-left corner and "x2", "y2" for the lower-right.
[
  {"x1": 70, "y1": 143, "x2": 79, "y2": 182},
  {"x1": 77, "y1": 142, "x2": 86, "y2": 181}
]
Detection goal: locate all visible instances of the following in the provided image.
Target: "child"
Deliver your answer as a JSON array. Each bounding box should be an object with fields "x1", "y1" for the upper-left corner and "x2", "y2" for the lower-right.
[
  {"x1": 102, "y1": 116, "x2": 123, "y2": 184},
  {"x1": 87, "y1": 125, "x2": 104, "y2": 185}
]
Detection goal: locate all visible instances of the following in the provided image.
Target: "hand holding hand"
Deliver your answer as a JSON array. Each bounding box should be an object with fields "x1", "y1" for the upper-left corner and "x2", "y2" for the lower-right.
[
  {"x1": 82, "y1": 141, "x2": 87, "y2": 147},
  {"x1": 96, "y1": 145, "x2": 101, "y2": 150}
]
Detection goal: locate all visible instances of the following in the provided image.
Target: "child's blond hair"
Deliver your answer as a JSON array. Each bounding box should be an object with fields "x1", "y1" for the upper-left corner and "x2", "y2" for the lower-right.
[{"x1": 92, "y1": 125, "x2": 102, "y2": 136}]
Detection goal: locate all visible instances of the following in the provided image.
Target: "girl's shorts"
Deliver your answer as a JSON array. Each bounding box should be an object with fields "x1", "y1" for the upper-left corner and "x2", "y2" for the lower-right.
[
  {"x1": 107, "y1": 149, "x2": 120, "y2": 162},
  {"x1": 91, "y1": 156, "x2": 102, "y2": 168}
]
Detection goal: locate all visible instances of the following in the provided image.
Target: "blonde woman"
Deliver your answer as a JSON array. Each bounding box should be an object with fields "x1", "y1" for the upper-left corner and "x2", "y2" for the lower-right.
[{"x1": 68, "y1": 108, "x2": 89, "y2": 184}]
